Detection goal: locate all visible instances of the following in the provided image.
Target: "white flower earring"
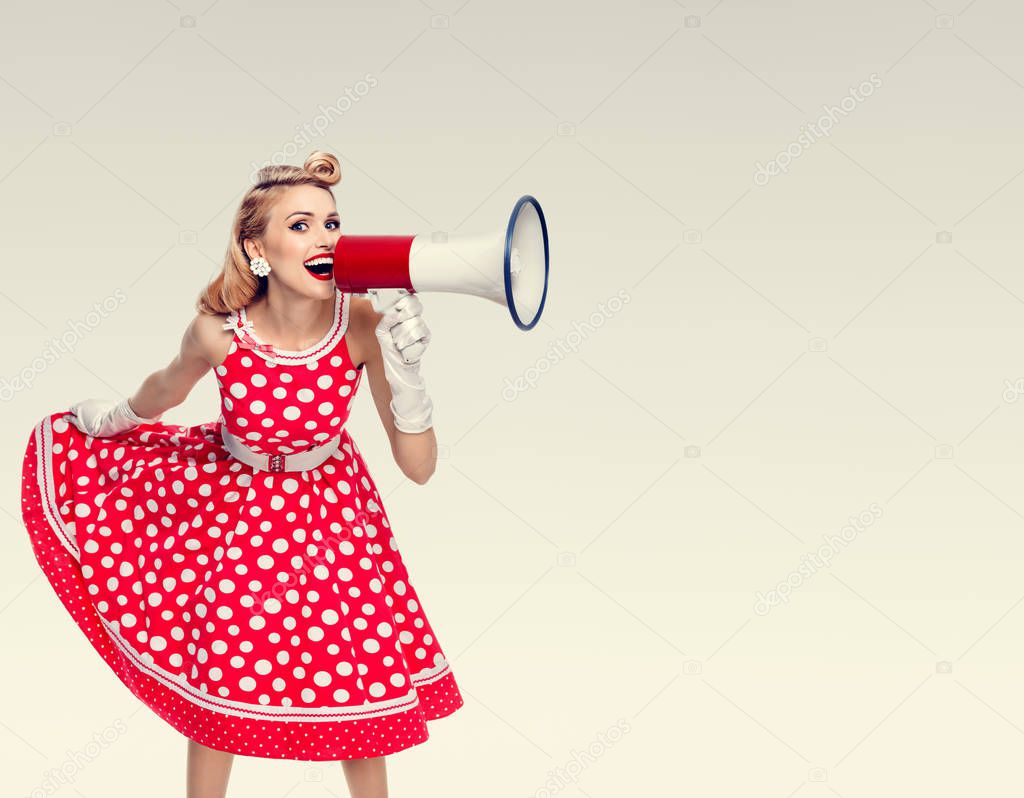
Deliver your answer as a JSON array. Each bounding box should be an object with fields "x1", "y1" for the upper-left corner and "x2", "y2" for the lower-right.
[{"x1": 249, "y1": 256, "x2": 272, "y2": 277}]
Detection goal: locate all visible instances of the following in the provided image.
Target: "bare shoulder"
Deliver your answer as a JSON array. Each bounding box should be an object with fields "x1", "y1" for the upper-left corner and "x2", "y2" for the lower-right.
[
  {"x1": 186, "y1": 310, "x2": 234, "y2": 368},
  {"x1": 348, "y1": 294, "x2": 381, "y2": 326},
  {"x1": 345, "y1": 294, "x2": 379, "y2": 370}
]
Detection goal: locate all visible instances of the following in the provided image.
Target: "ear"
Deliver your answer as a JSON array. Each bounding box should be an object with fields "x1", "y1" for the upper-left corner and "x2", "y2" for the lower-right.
[{"x1": 241, "y1": 238, "x2": 262, "y2": 261}]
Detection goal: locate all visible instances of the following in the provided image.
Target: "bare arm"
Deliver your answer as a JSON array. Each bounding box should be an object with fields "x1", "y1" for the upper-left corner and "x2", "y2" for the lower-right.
[
  {"x1": 349, "y1": 296, "x2": 437, "y2": 485},
  {"x1": 127, "y1": 313, "x2": 226, "y2": 419}
]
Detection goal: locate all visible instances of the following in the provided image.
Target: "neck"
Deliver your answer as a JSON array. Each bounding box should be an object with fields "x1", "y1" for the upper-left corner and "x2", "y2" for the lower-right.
[{"x1": 251, "y1": 286, "x2": 336, "y2": 350}]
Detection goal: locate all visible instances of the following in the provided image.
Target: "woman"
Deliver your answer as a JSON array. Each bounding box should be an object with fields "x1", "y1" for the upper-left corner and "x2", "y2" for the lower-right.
[{"x1": 20, "y1": 150, "x2": 463, "y2": 798}]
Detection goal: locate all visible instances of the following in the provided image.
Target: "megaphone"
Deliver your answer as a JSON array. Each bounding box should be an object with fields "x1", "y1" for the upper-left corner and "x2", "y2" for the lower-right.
[{"x1": 331, "y1": 195, "x2": 549, "y2": 331}]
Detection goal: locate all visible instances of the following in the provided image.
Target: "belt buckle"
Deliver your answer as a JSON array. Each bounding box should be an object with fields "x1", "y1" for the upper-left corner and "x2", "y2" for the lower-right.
[{"x1": 268, "y1": 453, "x2": 286, "y2": 472}]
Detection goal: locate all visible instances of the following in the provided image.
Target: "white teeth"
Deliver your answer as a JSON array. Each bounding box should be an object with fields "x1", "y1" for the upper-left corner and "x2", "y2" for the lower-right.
[{"x1": 306, "y1": 257, "x2": 332, "y2": 266}]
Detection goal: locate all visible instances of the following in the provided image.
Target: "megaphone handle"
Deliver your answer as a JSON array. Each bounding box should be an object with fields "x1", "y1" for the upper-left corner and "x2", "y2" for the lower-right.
[{"x1": 369, "y1": 287, "x2": 413, "y2": 314}]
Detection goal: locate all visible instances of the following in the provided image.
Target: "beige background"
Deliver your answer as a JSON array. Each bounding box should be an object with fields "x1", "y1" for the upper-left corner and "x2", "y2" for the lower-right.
[{"x1": 3, "y1": 0, "x2": 1024, "y2": 795}]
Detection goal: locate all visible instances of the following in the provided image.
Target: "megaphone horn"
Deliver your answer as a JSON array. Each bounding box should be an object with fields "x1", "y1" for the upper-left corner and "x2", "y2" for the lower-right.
[{"x1": 332, "y1": 195, "x2": 550, "y2": 331}]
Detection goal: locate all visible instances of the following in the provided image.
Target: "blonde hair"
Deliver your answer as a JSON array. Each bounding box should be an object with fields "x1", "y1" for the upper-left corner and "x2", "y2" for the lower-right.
[{"x1": 196, "y1": 151, "x2": 342, "y2": 315}]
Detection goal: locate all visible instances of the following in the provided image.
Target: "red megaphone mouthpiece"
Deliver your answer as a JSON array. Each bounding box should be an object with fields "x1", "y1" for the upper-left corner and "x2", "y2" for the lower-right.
[{"x1": 332, "y1": 235, "x2": 416, "y2": 293}]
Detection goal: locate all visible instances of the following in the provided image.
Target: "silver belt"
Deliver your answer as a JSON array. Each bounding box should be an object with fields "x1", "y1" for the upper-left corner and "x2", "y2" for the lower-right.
[{"x1": 220, "y1": 425, "x2": 341, "y2": 472}]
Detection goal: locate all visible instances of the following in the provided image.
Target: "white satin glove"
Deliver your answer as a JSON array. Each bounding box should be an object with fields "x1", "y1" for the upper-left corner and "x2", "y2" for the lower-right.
[
  {"x1": 68, "y1": 397, "x2": 162, "y2": 438},
  {"x1": 370, "y1": 288, "x2": 434, "y2": 434}
]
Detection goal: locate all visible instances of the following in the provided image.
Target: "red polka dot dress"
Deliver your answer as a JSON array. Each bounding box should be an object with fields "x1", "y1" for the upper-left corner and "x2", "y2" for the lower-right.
[{"x1": 20, "y1": 288, "x2": 464, "y2": 760}]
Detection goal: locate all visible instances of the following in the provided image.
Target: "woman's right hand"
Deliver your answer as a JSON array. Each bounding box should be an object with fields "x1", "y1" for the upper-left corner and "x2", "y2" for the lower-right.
[{"x1": 68, "y1": 397, "x2": 162, "y2": 437}]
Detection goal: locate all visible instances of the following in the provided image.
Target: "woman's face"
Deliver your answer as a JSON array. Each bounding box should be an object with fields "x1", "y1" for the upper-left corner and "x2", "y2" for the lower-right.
[{"x1": 246, "y1": 184, "x2": 341, "y2": 299}]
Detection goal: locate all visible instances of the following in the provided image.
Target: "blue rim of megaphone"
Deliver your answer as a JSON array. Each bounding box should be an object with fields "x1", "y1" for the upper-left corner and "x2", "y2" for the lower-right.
[{"x1": 504, "y1": 195, "x2": 549, "y2": 331}]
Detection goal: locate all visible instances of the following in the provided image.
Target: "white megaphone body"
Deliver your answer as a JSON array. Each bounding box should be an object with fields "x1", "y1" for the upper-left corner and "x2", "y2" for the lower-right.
[{"x1": 331, "y1": 195, "x2": 549, "y2": 331}]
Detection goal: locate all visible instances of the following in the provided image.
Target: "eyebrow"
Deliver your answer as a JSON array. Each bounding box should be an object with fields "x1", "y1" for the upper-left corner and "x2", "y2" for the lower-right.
[{"x1": 285, "y1": 211, "x2": 341, "y2": 219}]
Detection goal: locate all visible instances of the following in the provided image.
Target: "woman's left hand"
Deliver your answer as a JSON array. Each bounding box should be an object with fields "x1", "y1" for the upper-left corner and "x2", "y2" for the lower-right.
[
  {"x1": 370, "y1": 288, "x2": 434, "y2": 433},
  {"x1": 371, "y1": 288, "x2": 430, "y2": 364}
]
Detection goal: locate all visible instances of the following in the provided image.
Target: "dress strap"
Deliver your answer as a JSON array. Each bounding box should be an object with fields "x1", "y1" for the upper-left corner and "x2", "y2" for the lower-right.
[{"x1": 223, "y1": 309, "x2": 276, "y2": 357}]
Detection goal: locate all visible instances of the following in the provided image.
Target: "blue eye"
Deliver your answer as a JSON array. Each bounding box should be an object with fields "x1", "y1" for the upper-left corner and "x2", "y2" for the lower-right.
[{"x1": 290, "y1": 220, "x2": 340, "y2": 231}]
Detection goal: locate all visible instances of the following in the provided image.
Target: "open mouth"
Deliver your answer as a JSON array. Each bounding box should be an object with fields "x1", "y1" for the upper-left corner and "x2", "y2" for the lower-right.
[{"x1": 303, "y1": 255, "x2": 334, "y2": 280}]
